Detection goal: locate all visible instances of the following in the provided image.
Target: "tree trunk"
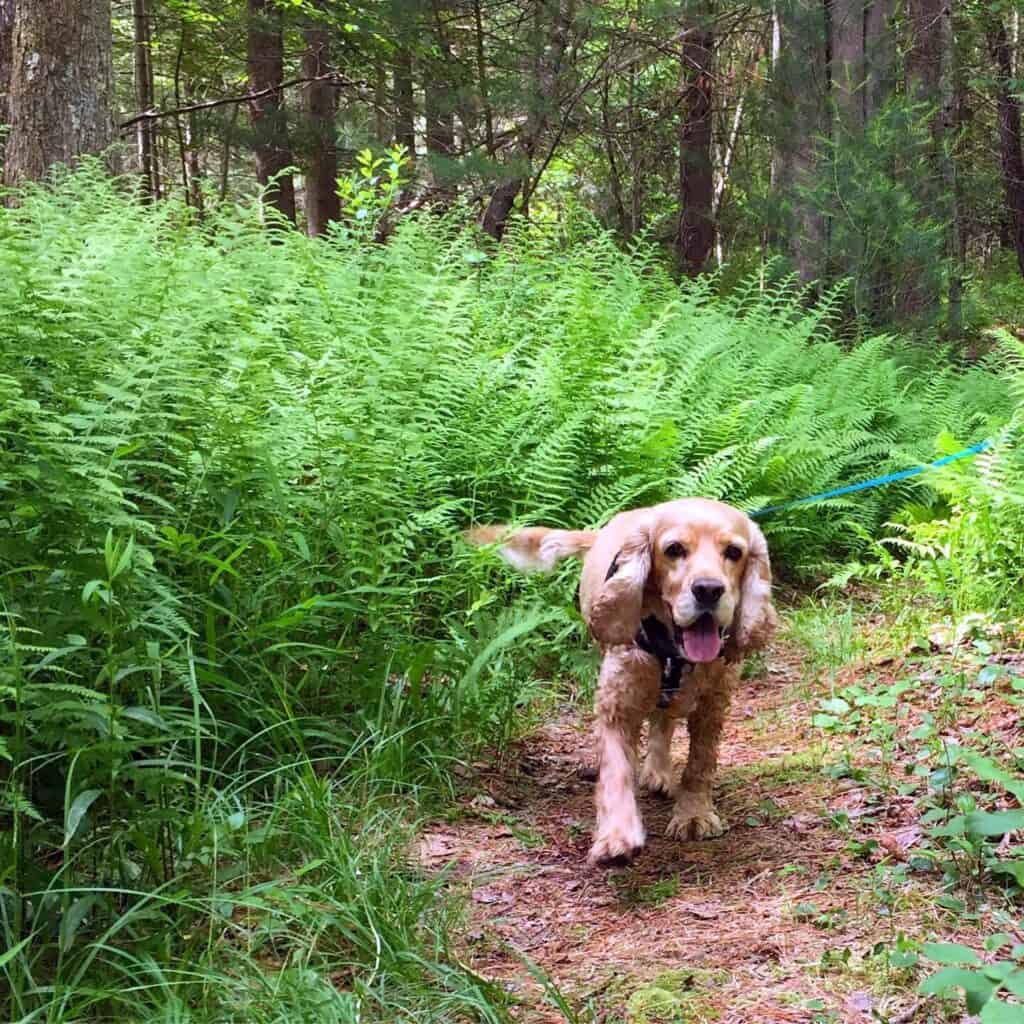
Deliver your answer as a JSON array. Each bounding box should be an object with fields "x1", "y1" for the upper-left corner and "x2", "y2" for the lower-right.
[
  {"x1": 906, "y1": 0, "x2": 942, "y2": 107},
  {"x1": 988, "y1": 15, "x2": 1024, "y2": 279},
  {"x1": 863, "y1": 0, "x2": 895, "y2": 121},
  {"x1": 472, "y1": 0, "x2": 494, "y2": 157},
  {"x1": 424, "y1": 81, "x2": 454, "y2": 160},
  {"x1": 246, "y1": 0, "x2": 296, "y2": 224},
  {"x1": 1, "y1": 0, "x2": 14, "y2": 166},
  {"x1": 301, "y1": 16, "x2": 340, "y2": 235},
  {"x1": 676, "y1": 27, "x2": 715, "y2": 277},
  {"x1": 894, "y1": 0, "x2": 943, "y2": 317},
  {"x1": 374, "y1": 60, "x2": 388, "y2": 143},
  {"x1": 940, "y1": 0, "x2": 962, "y2": 335},
  {"x1": 3, "y1": 0, "x2": 114, "y2": 189},
  {"x1": 829, "y1": 0, "x2": 895, "y2": 126},
  {"x1": 425, "y1": 0, "x2": 455, "y2": 183},
  {"x1": 186, "y1": 112, "x2": 204, "y2": 214},
  {"x1": 829, "y1": 0, "x2": 863, "y2": 128},
  {"x1": 480, "y1": 0, "x2": 575, "y2": 240},
  {"x1": 132, "y1": 0, "x2": 159, "y2": 199},
  {"x1": 770, "y1": 0, "x2": 828, "y2": 284},
  {"x1": 393, "y1": 47, "x2": 415, "y2": 159}
]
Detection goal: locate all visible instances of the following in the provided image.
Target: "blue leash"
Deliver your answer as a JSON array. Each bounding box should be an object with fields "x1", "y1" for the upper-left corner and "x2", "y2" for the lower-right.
[{"x1": 751, "y1": 439, "x2": 992, "y2": 519}]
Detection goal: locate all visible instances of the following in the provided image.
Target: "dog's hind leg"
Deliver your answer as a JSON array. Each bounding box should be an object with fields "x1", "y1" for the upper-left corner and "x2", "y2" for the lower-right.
[{"x1": 639, "y1": 710, "x2": 676, "y2": 798}]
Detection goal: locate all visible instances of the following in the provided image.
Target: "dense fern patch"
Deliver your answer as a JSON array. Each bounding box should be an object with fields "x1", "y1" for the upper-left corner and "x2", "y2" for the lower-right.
[{"x1": 0, "y1": 170, "x2": 1014, "y2": 1020}]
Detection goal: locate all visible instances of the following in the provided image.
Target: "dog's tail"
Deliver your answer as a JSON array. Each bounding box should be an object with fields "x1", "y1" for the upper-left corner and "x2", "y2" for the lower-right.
[{"x1": 466, "y1": 525, "x2": 597, "y2": 573}]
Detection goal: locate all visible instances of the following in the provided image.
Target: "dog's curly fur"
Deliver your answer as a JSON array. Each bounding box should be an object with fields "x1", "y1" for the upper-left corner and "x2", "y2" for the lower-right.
[{"x1": 469, "y1": 498, "x2": 776, "y2": 866}]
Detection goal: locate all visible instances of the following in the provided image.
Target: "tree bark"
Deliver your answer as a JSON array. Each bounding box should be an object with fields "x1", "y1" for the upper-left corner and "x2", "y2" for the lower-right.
[
  {"x1": 132, "y1": 0, "x2": 159, "y2": 199},
  {"x1": 3, "y1": 0, "x2": 114, "y2": 189},
  {"x1": 988, "y1": 15, "x2": 1024, "y2": 280},
  {"x1": 863, "y1": 0, "x2": 895, "y2": 121},
  {"x1": 828, "y1": 0, "x2": 894, "y2": 129},
  {"x1": 0, "y1": 0, "x2": 14, "y2": 165},
  {"x1": 472, "y1": 0, "x2": 495, "y2": 157},
  {"x1": 906, "y1": 0, "x2": 942, "y2": 141},
  {"x1": 186, "y1": 112, "x2": 204, "y2": 214},
  {"x1": 393, "y1": 47, "x2": 415, "y2": 159},
  {"x1": 941, "y1": 0, "x2": 962, "y2": 334},
  {"x1": 425, "y1": 0, "x2": 455, "y2": 181},
  {"x1": 676, "y1": 26, "x2": 715, "y2": 277},
  {"x1": 246, "y1": 0, "x2": 296, "y2": 224},
  {"x1": 301, "y1": 15, "x2": 340, "y2": 235},
  {"x1": 374, "y1": 60, "x2": 388, "y2": 143},
  {"x1": 829, "y1": 0, "x2": 863, "y2": 128},
  {"x1": 770, "y1": 0, "x2": 828, "y2": 284}
]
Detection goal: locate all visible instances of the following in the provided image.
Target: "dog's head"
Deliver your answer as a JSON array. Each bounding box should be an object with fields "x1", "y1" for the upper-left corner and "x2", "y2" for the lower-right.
[{"x1": 589, "y1": 499, "x2": 776, "y2": 662}]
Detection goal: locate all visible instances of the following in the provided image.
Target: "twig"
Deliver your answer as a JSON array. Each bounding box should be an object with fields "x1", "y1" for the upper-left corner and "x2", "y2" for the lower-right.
[{"x1": 119, "y1": 72, "x2": 365, "y2": 129}]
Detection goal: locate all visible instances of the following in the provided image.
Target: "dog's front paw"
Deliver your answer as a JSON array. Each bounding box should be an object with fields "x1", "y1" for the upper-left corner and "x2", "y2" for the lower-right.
[
  {"x1": 638, "y1": 763, "x2": 676, "y2": 799},
  {"x1": 666, "y1": 793, "x2": 726, "y2": 841},
  {"x1": 588, "y1": 821, "x2": 645, "y2": 867}
]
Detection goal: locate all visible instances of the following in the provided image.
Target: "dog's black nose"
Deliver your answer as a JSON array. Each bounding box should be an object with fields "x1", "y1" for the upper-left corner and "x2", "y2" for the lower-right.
[{"x1": 691, "y1": 578, "x2": 725, "y2": 608}]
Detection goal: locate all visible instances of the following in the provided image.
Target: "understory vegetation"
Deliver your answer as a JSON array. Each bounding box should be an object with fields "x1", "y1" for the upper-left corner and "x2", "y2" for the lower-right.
[{"x1": 3, "y1": 169, "x2": 1024, "y2": 1021}]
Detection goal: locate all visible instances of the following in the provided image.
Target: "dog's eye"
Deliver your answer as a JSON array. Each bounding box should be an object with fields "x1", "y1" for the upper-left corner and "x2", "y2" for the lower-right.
[
  {"x1": 724, "y1": 544, "x2": 743, "y2": 562},
  {"x1": 664, "y1": 542, "x2": 687, "y2": 559}
]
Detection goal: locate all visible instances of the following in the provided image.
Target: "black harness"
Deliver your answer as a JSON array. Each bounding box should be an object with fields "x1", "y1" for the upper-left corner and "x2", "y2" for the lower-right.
[
  {"x1": 636, "y1": 615, "x2": 694, "y2": 708},
  {"x1": 604, "y1": 552, "x2": 694, "y2": 709}
]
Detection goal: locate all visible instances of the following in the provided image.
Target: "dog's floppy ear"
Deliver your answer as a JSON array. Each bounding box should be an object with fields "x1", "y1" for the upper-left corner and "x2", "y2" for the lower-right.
[
  {"x1": 587, "y1": 521, "x2": 653, "y2": 646},
  {"x1": 724, "y1": 519, "x2": 776, "y2": 662}
]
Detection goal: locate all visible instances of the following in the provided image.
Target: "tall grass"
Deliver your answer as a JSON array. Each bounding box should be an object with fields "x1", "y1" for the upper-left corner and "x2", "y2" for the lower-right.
[{"x1": 0, "y1": 166, "x2": 1013, "y2": 1020}]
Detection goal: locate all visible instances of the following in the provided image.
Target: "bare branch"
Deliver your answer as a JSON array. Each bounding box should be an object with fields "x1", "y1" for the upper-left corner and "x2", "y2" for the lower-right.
[{"x1": 119, "y1": 72, "x2": 366, "y2": 130}]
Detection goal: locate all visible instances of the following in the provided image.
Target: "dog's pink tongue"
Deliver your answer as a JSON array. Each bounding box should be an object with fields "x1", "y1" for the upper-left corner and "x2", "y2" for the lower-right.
[{"x1": 682, "y1": 614, "x2": 721, "y2": 662}]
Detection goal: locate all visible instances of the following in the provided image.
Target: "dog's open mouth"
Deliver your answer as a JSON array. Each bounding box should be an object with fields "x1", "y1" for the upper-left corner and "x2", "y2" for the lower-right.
[{"x1": 676, "y1": 612, "x2": 723, "y2": 663}]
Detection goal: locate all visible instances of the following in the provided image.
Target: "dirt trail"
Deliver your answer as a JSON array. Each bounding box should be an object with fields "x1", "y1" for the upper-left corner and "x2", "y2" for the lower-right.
[{"x1": 420, "y1": 644, "x2": 939, "y2": 1023}]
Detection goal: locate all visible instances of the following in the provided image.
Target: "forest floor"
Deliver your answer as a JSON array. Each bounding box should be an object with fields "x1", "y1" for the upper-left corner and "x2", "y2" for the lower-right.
[{"x1": 419, "y1": 608, "x2": 1024, "y2": 1024}]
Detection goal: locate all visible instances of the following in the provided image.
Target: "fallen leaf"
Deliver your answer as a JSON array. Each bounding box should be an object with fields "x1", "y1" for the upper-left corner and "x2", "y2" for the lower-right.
[
  {"x1": 418, "y1": 833, "x2": 458, "y2": 865},
  {"x1": 877, "y1": 825, "x2": 922, "y2": 860}
]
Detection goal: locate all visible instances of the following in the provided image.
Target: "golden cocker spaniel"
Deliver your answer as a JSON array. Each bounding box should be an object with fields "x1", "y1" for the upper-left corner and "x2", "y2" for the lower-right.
[{"x1": 471, "y1": 498, "x2": 776, "y2": 866}]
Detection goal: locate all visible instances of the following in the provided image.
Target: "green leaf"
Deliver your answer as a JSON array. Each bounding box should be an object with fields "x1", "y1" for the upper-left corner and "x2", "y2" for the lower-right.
[
  {"x1": 919, "y1": 967, "x2": 996, "y2": 1013},
  {"x1": 921, "y1": 942, "x2": 982, "y2": 965},
  {"x1": 964, "y1": 810, "x2": 1024, "y2": 837},
  {"x1": 60, "y1": 894, "x2": 102, "y2": 952},
  {"x1": 64, "y1": 789, "x2": 102, "y2": 847},
  {"x1": 981, "y1": 998, "x2": 1024, "y2": 1024},
  {"x1": 983, "y1": 961, "x2": 1016, "y2": 982},
  {"x1": 818, "y1": 697, "x2": 850, "y2": 715},
  {"x1": 1004, "y1": 970, "x2": 1024, "y2": 997},
  {"x1": 990, "y1": 859, "x2": 1024, "y2": 886},
  {"x1": 0, "y1": 935, "x2": 32, "y2": 970}
]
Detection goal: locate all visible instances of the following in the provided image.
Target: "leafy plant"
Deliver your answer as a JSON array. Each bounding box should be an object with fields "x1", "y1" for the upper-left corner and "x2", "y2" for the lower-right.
[
  {"x1": 0, "y1": 165, "x2": 1017, "y2": 1021},
  {"x1": 919, "y1": 935, "x2": 1024, "y2": 1021}
]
